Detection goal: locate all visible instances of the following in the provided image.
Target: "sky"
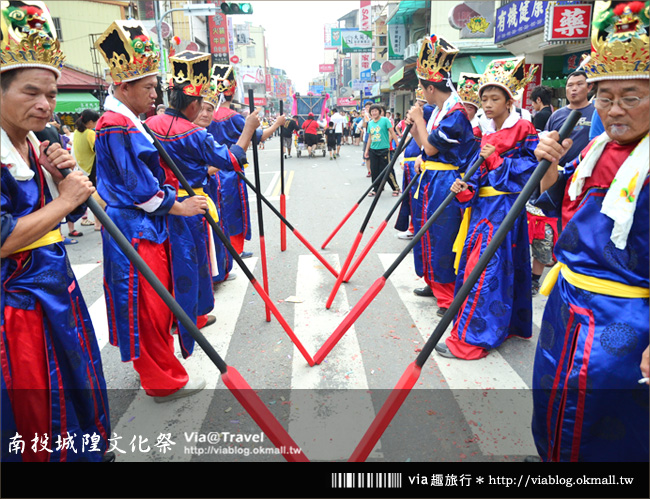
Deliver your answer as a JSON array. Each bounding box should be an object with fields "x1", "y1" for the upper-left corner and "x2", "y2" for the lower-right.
[{"x1": 243, "y1": 1, "x2": 361, "y2": 93}]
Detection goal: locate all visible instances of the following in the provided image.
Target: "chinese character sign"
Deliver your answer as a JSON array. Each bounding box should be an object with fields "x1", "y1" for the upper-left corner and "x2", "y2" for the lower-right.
[
  {"x1": 495, "y1": 0, "x2": 547, "y2": 43},
  {"x1": 208, "y1": 10, "x2": 230, "y2": 64},
  {"x1": 521, "y1": 63, "x2": 542, "y2": 112},
  {"x1": 324, "y1": 23, "x2": 338, "y2": 50},
  {"x1": 341, "y1": 29, "x2": 372, "y2": 53},
  {"x1": 359, "y1": 0, "x2": 371, "y2": 32},
  {"x1": 563, "y1": 50, "x2": 590, "y2": 73},
  {"x1": 388, "y1": 24, "x2": 405, "y2": 60},
  {"x1": 360, "y1": 53, "x2": 371, "y2": 72},
  {"x1": 545, "y1": 4, "x2": 592, "y2": 42}
]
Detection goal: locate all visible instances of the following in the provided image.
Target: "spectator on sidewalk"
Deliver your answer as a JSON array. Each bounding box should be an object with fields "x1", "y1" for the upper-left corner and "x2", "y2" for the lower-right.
[
  {"x1": 281, "y1": 114, "x2": 299, "y2": 158},
  {"x1": 531, "y1": 85, "x2": 553, "y2": 132}
]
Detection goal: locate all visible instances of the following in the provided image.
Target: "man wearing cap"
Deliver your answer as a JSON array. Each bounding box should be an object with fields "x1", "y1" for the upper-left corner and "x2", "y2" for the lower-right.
[
  {"x1": 1, "y1": 1, "x2": 111, "y2": 461},
  {"x1": 146, "y1": 53, "x2": 259, "y2": 337},
  {"x1": 207, "y1": 64, "x2": 285, "y2": 259},
  {"x1": 405, "y1": 34, "x2": 477, "y2": 317},
  {"x1": 530, "y1": 1, "x2": 649, "y2": 462},
  {"x1": 94, "y1": 21, "x2": 210, "y2": 403}
]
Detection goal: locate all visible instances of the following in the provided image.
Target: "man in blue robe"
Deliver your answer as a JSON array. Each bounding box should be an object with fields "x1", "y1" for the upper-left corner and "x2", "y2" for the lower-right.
[
  {"x1": 146, "y1": 52, "x2": 259, "y2": 336},
  {"x1": 405, "y1": 34, "x2": 477, "y2": 317},
  {"x1": 95, "y1": 21, "x2": 209, "y2": 403},
  {"x1": 207, "y1": 64, "x2": 284, "y2": 258},
  {"x1": 530, "y1": 1, "x2": 649, "y2": 461},
  {"x1": 1, "y1": 1, "x2": 111, "y2": 461}
]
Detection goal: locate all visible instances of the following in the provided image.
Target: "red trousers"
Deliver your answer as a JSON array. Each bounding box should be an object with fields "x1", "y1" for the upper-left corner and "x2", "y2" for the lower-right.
[
  {"x1": 423, "y1": 277, "x2": 455, "y2": 309},
  {"x1": 230, "y1": 232, "x2": 245, "y2": 255},
  {"x1": 132, "y1": 240, "x2": 188, "y2": 397},
  {"x1": 4, "y1": 304, "x2": 51, "y2": 462}
]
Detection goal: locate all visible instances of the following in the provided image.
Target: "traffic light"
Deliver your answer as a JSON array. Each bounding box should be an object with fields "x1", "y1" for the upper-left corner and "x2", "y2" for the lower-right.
[{"x1": 220, "y1": 2, "x2": 253, "y2": 14}]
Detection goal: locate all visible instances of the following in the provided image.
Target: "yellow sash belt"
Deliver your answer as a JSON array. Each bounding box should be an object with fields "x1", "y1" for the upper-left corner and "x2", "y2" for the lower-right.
[
  {"x1": 478, "y1": 186, "x2": 519, "y2": 197},
  {"x1": 451, "y1": 187, "x2": 522, "y2": 272},
  {"x1": 414, "y1": 161, "x2": 459, "y2": 200},
  {"x1": 541, "y1": 262, "x2": 649, "y2": 298},
  {"x1": 177, "y1": 187, "x2": 219, "y2": 223},
  {"x1": 13, "y1": 228, "x2": 63, "y2": 254}
]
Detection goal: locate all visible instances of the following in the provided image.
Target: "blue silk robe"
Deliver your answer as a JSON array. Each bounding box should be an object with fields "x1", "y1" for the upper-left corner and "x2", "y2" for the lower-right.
[
  {"x1": 95, "y1": 111, "x2": 185, "y2": 359},
  {"x1": 531, "y1": 137, "x2": 649, "y2": 462},
  {"x1": 411, "y1": 102, "x2": 477, "y2": 286},
  {"x1": 145, "y1": 109, "x2": 245, "y2": 332},
  {"x1": 205, "y1": 171, "x2": 234, "y2": 282},
  {"x1": 206, "y1": 107, "x2": 261, "y2": 240},
  {"x1": 1, "y1": 140, "x2": 110, "y2": 461},
  {"x1": 395, "y1": 105, "x2": 434, "y2": 239},
  {"x1": 449, "y1": 117, "x2": 539, "y2": 357}
]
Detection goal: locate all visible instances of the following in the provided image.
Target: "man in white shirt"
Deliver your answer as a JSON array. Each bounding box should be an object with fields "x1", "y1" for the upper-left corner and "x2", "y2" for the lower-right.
[{"x1": 330, "y1": 107, "x2": 347, "y2": 158}]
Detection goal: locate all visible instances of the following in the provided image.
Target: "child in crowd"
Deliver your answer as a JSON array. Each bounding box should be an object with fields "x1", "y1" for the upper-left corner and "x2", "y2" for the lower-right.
[{"x1": 326, "y1": 120, "x2": 337, "y2": 160}]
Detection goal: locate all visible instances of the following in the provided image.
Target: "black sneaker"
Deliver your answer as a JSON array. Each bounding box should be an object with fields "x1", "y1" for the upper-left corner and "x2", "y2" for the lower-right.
[
  {"x1": 436, "y1": 307, "x2": 448, "y2": 317},
  {"x1": 532, "y1": 281, "x2": 540, "y2": 296},
  {"x1": 102, "y1": 451, "x2": 116, "y2": 462},
  {"x1": 413, "y1": 286, "x2": 434, "y2": 297}
]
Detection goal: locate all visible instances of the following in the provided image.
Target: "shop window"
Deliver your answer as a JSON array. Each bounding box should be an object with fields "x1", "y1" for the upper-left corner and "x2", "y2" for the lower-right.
[{"x1": 53, "y1": 17, "x2": 63, "y2": 41}]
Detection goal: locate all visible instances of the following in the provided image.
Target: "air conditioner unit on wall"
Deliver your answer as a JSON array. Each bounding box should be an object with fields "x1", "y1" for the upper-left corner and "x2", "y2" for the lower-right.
[{"x1": 404, "y1": 43, "x2": 418, "y2": 59}]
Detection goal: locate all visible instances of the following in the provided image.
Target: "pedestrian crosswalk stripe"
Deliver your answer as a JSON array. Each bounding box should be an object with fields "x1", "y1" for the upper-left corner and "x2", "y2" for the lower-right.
[
  {"x1": 71, "y1": 263, "x2": 101, "y2": 281},
  {"x1": 378, "y1": 253, "x2": 537, "y2": 456},
  {"x1": 88, "y1": 294, "x2": 109, "y2": 351},
  {"x1": 102, "y1": 259, "x2": 258, "y2": 462},
  {"x1": 265, "y1": 172, "x2": 280, "y2": 197},
  {"x1": 289, "y1": 254, "x2": 383, "y2": 460}
]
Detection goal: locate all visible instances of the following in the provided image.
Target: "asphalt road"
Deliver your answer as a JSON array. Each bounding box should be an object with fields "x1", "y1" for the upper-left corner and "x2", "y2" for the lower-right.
[{"x1": 65, "y1": 133, "x2": 550, "y2": 463}]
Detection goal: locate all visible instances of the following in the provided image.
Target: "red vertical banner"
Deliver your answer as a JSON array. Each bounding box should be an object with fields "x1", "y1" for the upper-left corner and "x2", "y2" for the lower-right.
[
  {"x1": 265, "y1": 73, "x2": 273, "y2": 93},
  {"x1": 522, "y1": 63, "x2": 542, "y2": 112},
  {"x1": 208, "y1": 3, "x2": 230, "y2": 64},
  {"x1": 359, "y1": 0, "x2": 371, "y2": 32}
]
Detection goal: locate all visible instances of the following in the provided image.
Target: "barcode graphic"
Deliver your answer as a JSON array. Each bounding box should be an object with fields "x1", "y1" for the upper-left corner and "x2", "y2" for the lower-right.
[{"x1": 331, "y1": 472, "x2": 402, "y2": 488}]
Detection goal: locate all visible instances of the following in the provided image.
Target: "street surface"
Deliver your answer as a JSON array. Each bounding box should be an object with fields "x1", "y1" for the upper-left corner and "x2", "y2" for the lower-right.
[{"x1": 66, "y1": 135, "x2": 549, "y2": 462}]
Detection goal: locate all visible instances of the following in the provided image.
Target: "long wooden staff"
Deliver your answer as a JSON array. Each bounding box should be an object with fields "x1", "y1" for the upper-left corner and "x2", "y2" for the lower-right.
[
  {"x1": 348, "y1": 110, "x2": 582, "y2": 461},
  {"x1": 141, "y1": 123, "x2": 315, "y2": 367},
  {"x1": 325, "y1": 124, "x2": 413, "y2": 310},
  {"x1": 279, "y1": 99, "x2": 287, "y2": 251},
  {"x1": 60, "y1": 169, "x2": 310, "y2": 461}
]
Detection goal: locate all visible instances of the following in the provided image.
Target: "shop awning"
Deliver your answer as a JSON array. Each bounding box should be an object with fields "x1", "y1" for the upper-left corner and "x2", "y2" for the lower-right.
[
  {"x1": 55, "y1": 92, "x2": 100, "y2": 114},
  {"x1": 541, "y1": 77, "x2": 568, "y2": 88},
  {"x1": 451, "y1": 54, "x2": 512, "y2": 82},
  {"x1": 386, "y1": 1, "x2": 429, "y2": 25},
  {"x1": 389, "y1": 62, "x2": 417, "y2": 90}
]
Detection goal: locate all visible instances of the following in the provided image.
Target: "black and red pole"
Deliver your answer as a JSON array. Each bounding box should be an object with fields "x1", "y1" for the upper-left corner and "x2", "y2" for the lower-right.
[
  {"x1": 347, "y1": 110, "x2": 581, "y2": 462},
  {"x1": 141, "y1": 122, "x2": 315, "y2": 366},
  {"x1": 325, "y1": 124, "x2": 412, "y2": 310},
  {"x1": 320, "y1": 134, "x2": 413, "y2": 250},
  {"x1": 314, "y1": 153, "x2": 485, "y2": 364},
  {"x1": 59, "y1": 170, "x2": 309, "y2": 461},
  {"x1": 343, "y1": 167, "x2": 421, "y2": 282},
  {"x1": 279, "y1": 99, "x2": 287, "y2": 251},
  {"x1": 248, "y1": 89, "x2": 271, "y2": 322},
  {"x1": 234, "y1": 169, "x2": 339, "y2": 278}
]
